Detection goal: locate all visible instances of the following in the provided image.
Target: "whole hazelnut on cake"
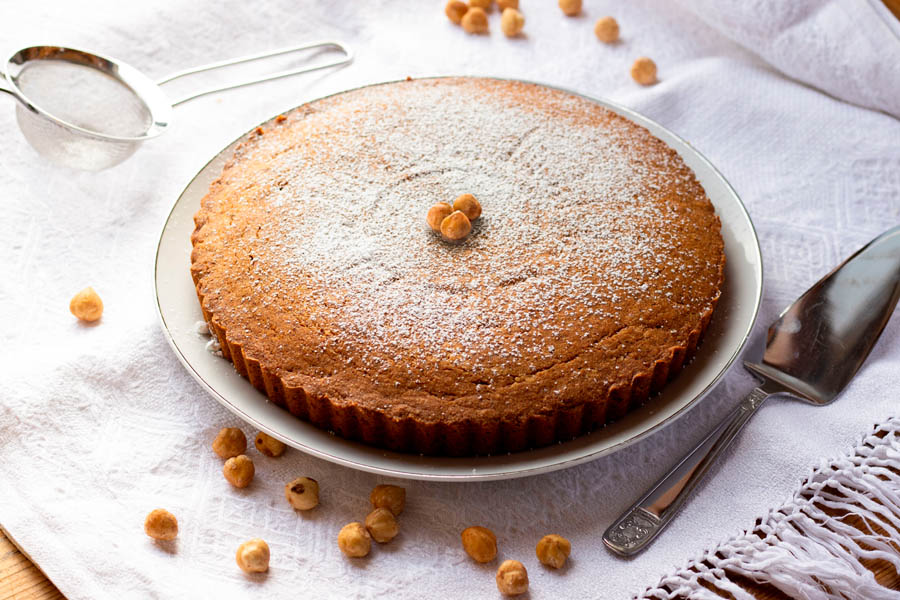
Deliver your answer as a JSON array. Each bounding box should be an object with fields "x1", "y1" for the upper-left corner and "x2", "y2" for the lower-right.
[
  {"x1": 536, "y1": 534, "x2": 571, "y2": 568},
  {"x1": 461, "y1": 526, "x2": 497, "y2": 562},
  {"x1": 144, "y1": 509, "x2": 178, "y2": 541},
  {"x1": 445, "y1": 0, "x2": 468, "y2": 24},
  {"x1": 452, "y1": 193, "x2": 481, "y2": 220},
  {"x1": 440, "y1": 210, "x2": 472, "y2": 242},
  {"x1": 69, "y1": 287, "x2": 103, "y2": 322},
  {"x1": 461, "y1": 7, "x2": 489, "y2": 34},
  {"x1": 469, "y1": 0, "x2": 491, "y2": 9},
  {"x1": 236, "y1": 539, "x2": 269, "y2": 573},
  {"x1": 558, "y1": 0, "x2": 581, "y2": 17},
  {"x1": 212, "y1": 427, "x2": 247, "y2": 459},
  {"x1": 426, "y1": 202, "x2": 454, "y2": 233},
  {"x1": 497, "y1": 0, "x2": 517, "y2": 10},
  {"x1": 496, "y1": 560, "x2": 529, "y2": 596},
  {"x1": 594, "y1": 16, "x2": 620, "y2": 43},
  {"x1": 223, "y1": 455, "x2": 255, "y2": 488},
  {"x1": 501, "y1": 8, "x2": 525, "y2": 37},
  {"x1": 631, "y1": 57, "x2": 658, "y2": 85}
]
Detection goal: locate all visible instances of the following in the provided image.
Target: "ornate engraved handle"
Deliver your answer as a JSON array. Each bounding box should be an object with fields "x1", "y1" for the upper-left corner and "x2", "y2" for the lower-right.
[{"x1": 603, "y1": 386, "x2": 771, "y2": 556}]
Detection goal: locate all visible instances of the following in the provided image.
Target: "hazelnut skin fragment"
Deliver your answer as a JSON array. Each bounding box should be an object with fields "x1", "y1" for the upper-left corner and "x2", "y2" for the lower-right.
[
  {"x1": 461, "y1": 7, "x2": 489, "y2": 34},
  {"x1": 496, "y1": 560, "x2": 529, "y2": 596},
  {"x1": 536, "y1": 534, "x2": 571, "y2": 568},
  {"x1": 236, "y1": 538, "x2": 269, "y2": 573},
  {"x1": 338, "y1": 522, "x2": 371, "y2": 557},
  {"x1": 144, "y1": 509, "x2": 178, "y2": 541},
  {"x1": 69, "y1": 287, "x2": 103, "y2": 322},
  {"x1": 223, "y1": 455, "x2": 255, "y2": 488},
  {"x1": 461, "y1": 526, "x2": 497, "y2": 563},
  {"x1": 212, "y1": 427, "x2": 247, "y2": 459}
]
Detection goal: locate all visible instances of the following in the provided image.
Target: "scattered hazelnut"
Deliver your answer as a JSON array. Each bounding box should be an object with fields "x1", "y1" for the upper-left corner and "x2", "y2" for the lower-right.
[
  {"x1": 144, "y1": 509, "x2": 178, "y2": 541},
  {"x1": 285, "y1": 476, "x2": 319, "y2": 510},
  {"x1": 496, "y1": 560, "x2": 529, "y2": 596},
  {"x1": 536, "y1": 534, "x2": 571, "y2": 568},
  {"x1": 497, "y1": 0, "x2": 518, "y2": 10},
  {"x1": 223, "y1": 454, "x2": 255, "y2": 488},
  {"x1": 558, "y1": 0, "x2": 581, "y2": 16},
  {"x1": 254, "y1": 432, "x2": 286, "y2": 457},
  {"x1": 440, "y1": 211, "x2": 472, "y2": 242},
  {"x1": 427, "y1": 202, "x2": 454, "y2": 233},
  {"x1": 452, "y1": 193, "x2": 482, "y2": 220},
  {"x1": 212, "y1": 427, "x2": 247, "y2": 459},
  {"x1": 445, "y1": 0, "x2": 468, "y2": 24},
  {"x1": 469, "y1": 0, "x2": 491, "y2": 9},
  {"x1": 69, "y1": 287, "x2": 103, "y2": 322},
  {"x1": 500, "y1": 8, "x2": 525, "y2": 37},
  {"x1": 370, "y1": 484, "x2": 406, "y2": 516},
  {"x1": 594, "y1": 16, "x2": 620, "y2": 43},
  {"x1": 631, "y1": 57, "x2": 658, "y2": 85},
  {"x1": 365, "y1": 508, "x2": 399, "y2": 543},
  {"x1": 461, "y1": 526, "x2": 497, "y2": 563},
  {"x1": 461, "y1": 7, "x2": 489, "y2": 34},
  {"x1": 236, "y1": 538, "x2": 269, "y2": 573},
  {"x1": 338, "y1": 522, "x2": 371, "y2": 558}
]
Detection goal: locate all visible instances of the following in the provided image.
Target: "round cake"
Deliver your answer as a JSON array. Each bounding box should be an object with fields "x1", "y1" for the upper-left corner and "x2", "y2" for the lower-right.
[{"x1": 190, "y1": 77, "x2": 725, "y2": 456}]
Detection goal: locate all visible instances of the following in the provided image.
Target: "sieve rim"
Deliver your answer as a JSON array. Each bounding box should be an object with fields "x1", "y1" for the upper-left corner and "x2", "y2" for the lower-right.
[{"x1": 4, "y1": 45, "x2": 173, "y2": 143}]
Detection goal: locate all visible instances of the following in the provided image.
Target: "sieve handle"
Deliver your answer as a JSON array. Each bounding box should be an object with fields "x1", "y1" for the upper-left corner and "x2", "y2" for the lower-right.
[
  {"x1": 0, "y1": 72, "x2": 14, "y2": 96},
  {"x1": 158, "y1": 40, "x2": 352, "y2": 106}
]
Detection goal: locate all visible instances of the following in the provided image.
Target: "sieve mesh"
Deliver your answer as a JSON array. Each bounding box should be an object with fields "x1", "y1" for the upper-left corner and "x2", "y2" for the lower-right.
[{"x1": 16, "y1": 59, "x2": 151, "y2": 137}]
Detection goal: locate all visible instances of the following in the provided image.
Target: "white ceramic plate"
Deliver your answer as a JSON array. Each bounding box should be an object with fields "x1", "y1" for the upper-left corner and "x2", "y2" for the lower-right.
[{"x1": 154, "y1": 79, "x2": 763, "y2": 482}]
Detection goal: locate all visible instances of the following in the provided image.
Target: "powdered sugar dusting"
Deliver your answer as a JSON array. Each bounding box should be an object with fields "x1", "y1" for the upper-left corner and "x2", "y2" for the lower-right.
[{"x1": 196, "y1": 78, "x2": 722, "y2": 395}]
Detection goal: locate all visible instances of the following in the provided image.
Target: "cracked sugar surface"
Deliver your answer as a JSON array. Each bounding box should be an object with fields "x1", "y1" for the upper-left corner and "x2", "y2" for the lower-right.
[{"x1": 191, "y1": 78, "x2": 724, "y2": 422}]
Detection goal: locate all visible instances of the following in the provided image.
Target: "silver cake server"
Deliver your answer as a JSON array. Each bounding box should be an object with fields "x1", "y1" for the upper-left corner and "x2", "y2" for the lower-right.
[{"x1": 604, "y1": 225, "x2": 900, "y2": 557}]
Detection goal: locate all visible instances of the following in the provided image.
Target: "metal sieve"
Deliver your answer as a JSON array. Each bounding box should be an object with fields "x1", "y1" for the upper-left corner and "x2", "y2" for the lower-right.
[{"x1": 0, "y1": 42, "x2": 352, "y2": 170}]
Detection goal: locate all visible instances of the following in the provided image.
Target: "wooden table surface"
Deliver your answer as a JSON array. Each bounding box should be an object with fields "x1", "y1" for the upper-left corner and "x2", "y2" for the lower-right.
[{"x1": 3, "y1": 2, "x2": 899, "y2": 599}]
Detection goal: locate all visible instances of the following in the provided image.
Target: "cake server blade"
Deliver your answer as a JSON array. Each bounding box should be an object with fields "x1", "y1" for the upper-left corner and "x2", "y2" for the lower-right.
[{"x1": 603, "y1": 225, "x2": 900, "y2": 557}]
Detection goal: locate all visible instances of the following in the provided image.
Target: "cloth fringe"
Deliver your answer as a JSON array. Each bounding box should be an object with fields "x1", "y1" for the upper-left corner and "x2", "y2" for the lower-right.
[{"x1": 642, "y1": 419, "x2": 900, "y2": 599}]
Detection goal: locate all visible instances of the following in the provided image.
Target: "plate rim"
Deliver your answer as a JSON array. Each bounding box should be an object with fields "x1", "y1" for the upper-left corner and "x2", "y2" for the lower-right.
[{"x1": 153, "y1": 75, "x2": 763, "y2": 481}]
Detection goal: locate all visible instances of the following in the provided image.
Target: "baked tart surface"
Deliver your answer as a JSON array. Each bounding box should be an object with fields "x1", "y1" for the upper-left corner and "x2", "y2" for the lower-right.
[{"x1": 190, "y1": 77, "x2": 725, "y2": 455}]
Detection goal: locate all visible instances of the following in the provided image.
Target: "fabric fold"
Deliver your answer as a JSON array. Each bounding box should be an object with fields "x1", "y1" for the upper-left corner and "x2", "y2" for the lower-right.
[{"x1": 673, "y1": 0, "x2": 900, "y2": 118}]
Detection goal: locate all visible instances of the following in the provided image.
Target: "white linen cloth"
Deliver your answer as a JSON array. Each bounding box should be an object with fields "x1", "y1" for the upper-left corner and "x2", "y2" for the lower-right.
[
  {"x1": 1, "y1": 1, "x2": 899, "y2": 598},
  {"x1": 645, "y1": 418, "x2": 900, "y2": 599}
]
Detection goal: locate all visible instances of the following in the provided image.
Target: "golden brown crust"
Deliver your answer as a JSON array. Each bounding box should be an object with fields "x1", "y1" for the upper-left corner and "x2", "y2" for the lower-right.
[{"x1": 190, "y1": 77, "x2": 725, "y2": 456}]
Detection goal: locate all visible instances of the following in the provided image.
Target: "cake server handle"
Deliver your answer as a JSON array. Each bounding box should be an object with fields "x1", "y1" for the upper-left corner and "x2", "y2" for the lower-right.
[
  {"x1": 602, "y1": 386, "x2": 771, "y2": 557},
  {"x1": 157, "y1": 40, "x2": 353, "y2": 106}
]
